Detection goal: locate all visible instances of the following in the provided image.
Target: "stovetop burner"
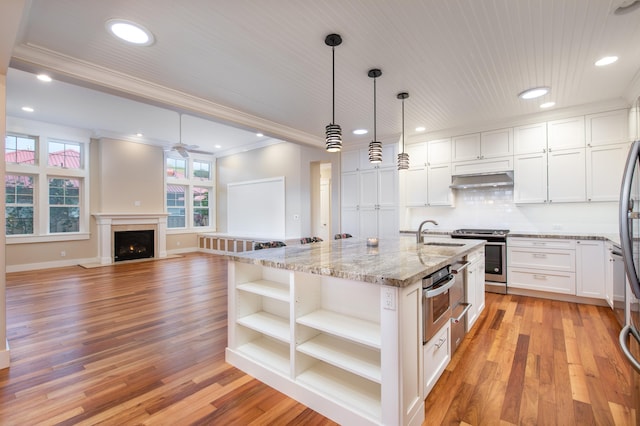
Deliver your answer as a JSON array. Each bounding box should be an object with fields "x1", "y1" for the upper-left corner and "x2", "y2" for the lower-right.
[{"x1": 453, "y1": 228, "x2": 510, "y2": 236}]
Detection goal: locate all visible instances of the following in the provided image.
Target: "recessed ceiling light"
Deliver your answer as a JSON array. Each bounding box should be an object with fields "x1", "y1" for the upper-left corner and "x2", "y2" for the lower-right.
[
  {"x1": 518, "y1": 87, "x2": 550, "y2": 100},
  {"x1": 256, "y1": 133, "x2": 264, "y2": 137},
  {"x1": 106, "y1": 19, "x2": 155, "y2": 46},
  {"x1": 21, "y1": 106, "x2": 34, "y2": 112},
  {"x1": 595, "y1": 56, "x2": 618, "y2": 67},
  {"x1": 415, "y1": 126, "x2": 426, "y2": 132},
  {"x1": 215, "y1": 144, "x2": 222, "y2": 149},
  {"x1": 540, "y1": 101, "x2": 556, "y2": 109},
  {"x1": 136, "y1": 133, "x2": 143, "y2": 137},
  {"x1": 353, "y1": 129, "x2": 368, "y2": 135},
  {"x1": 37, "y1": 74, "x2": 52, "y2": 82}
]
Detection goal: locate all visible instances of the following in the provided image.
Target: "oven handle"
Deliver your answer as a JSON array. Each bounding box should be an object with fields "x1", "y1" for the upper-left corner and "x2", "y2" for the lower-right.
[
  {"x1": 484, "y1": 241, "x2": 506, "y2": 247},
  {"x1": 424, "y1": 275, "x2": 456, "y2": 298},
  {"x1": 451, "y1": 261, "x2": 470, "y2": 274},
  {"x1": 451, "y1": 302, "x2": 472, "y2": 323},
  {"x1": 619, "y1": 324, "x2": 640, "y2": 374}
]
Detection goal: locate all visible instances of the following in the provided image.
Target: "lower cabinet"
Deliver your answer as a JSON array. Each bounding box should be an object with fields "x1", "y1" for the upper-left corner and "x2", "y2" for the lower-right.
[
  {"x1": 466, "y1": 249, "x2": 485, "y2": 330},
  {"x1": 423, "y1": 322, "x2": 450, "y2": 397},
  {"x1": 507, "y1": 237, "x2": 607, "y2": 300},
  {"x1": 227, "y1": 260, "x2": 424, "y2": 426}
]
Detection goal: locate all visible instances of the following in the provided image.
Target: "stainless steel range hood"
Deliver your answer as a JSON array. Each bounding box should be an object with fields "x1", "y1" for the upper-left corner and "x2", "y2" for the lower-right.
[{"x1": 450, "y1": 171, "x2": 514, "y2": 189}]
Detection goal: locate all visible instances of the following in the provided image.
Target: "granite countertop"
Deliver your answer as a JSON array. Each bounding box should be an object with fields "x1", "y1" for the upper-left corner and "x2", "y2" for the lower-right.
[
  {"x1": 400, "y1": 229, "x2": 621, "y2": 246},
  {"x1": 226, "y1": 236, "x2": 485, "y2": 288}
]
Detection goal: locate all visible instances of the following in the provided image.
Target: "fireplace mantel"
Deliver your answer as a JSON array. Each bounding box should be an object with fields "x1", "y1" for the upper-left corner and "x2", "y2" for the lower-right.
[{"x1": 93, "y1": 213, "x2": 169, "y2": 264}]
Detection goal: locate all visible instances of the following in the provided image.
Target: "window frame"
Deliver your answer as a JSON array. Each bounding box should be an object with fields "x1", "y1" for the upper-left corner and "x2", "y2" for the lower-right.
[
  {"x1": 165, "y1": 152, "x2": 215, "y2": 233},
  {"x1": 5, "y1": 120, "x2": 91, "y2": 244}
]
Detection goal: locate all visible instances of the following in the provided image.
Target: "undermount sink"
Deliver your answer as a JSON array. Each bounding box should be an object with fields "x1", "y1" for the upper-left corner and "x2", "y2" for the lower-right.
[{"x1": 423, "y1": 242, "x2": 465, "y2": 247}]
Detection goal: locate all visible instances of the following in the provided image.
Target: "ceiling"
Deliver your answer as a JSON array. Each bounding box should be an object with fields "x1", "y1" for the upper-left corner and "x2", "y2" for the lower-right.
[{"x1": 4, "y1": 0, "x2": 640, "y2": 156}]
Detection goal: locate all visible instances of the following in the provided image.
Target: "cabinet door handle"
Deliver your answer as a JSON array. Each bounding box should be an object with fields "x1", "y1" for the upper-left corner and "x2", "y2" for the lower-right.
[
  {"x1": 533, "y1": 274, "x2": 547, "y2": 280},
  {"x1": 434, "y1": 337, "x2": 446, "y2": 349},
  {"x1": 533, "y1": 253, "x2": 547, "y2": 258}
]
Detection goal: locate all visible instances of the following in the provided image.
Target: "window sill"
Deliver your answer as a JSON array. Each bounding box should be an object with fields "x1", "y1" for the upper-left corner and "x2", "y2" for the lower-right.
[{"x1": 6, "y1": 232, "x2": 91, "y2": 244}]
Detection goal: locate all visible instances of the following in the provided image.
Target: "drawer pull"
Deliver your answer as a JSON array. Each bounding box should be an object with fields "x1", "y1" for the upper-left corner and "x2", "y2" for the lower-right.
[
  {"x1": 532, "y1": 242, "x2": 547, "y2": 245},
  {"x1": 533, "y1": 274, "x2": 547, "y2": 280},
  {"x1": 434, "y1": 337, "x2": 446, "y2": 349},
  {"x1": 533, "y1": 253, "x2": 547, "y2": 258}
]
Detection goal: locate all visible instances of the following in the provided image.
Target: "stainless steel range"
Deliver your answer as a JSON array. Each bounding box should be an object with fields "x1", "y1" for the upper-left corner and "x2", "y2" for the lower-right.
[{"x1": 451, "y1": 228, "x2": 509, "y2": 294}]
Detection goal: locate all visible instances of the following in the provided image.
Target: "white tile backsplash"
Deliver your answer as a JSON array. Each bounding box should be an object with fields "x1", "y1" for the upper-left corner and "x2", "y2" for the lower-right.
[{"x1": 403, "y1": 187, "x2": 618, "y2": 234}]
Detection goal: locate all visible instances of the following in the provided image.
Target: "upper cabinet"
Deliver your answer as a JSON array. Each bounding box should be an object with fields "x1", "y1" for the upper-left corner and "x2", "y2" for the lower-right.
[
  {"x1": 547, "y1": 116, "x2": 585, "y2": 151},
  {"x1": 451, "y1": 129, "x2": 513, "y2": 163},
  {"x1": 586, "y1": 109, "x2": 629, "y2": 147},
  {"x1": 405, "y1": 142, "x2": 428, "y2": 168},
  {"x1": 514, "y1": 122, "x2": 547, "y2": 155},
  {"x1": 341, "y1": 150, "x2": 360, "y2": 173},
  {"x1": 427, "y1": 138, "x2": 452, "y2": 165},
  {"x1": 359, "y1": 144, "x2": 397, "y2": 170}
]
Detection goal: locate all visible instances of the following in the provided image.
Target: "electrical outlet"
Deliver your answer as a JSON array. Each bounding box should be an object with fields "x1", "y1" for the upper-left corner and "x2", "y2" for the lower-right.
[
  {"x1": 60, "y1": 250, "x2": 66, "y2": 257},
  {"x1": 382, "y1": 287, "x2": 396, "y2": 311}
]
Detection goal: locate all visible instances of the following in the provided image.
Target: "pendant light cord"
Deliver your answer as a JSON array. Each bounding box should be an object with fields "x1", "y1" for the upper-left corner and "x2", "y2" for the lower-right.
[
  {"x1": 332, "y1": 46, "x2": 336, "y2": 124},
  {"x1": 373, "y1": 77, "x2": 377, "y2": 141},
  {"x1": 401, "y1": 97, "x2": 405, "y2": 153}
]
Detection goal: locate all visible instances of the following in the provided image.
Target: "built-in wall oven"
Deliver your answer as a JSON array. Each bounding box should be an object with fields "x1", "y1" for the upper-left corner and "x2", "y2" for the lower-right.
[
  {"x1": 422, "y1": 265, "x2": 454, "y2": 344},
  {"x1": 451, "y1": 228, "x2": 509, "y2": 294}
]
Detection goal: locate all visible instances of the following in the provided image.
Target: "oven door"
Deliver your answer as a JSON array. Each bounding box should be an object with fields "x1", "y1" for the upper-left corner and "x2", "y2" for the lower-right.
[
  {"x1": 423, "y1": 275, "x2": 454, "y2": 344},
  {"x1": 485, "y1": 241, "x2": 506, "y2": 283}
]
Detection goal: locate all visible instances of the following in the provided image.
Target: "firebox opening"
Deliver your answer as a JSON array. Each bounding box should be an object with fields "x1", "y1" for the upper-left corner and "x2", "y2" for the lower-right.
[{"x1": 114, "y1": 230, "x2": 155, "y2": 262}]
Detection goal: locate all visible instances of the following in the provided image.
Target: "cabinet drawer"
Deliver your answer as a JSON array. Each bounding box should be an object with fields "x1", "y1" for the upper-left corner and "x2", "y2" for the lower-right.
[
  {"x1": 508, "y1": 247, "x2": 575, "y2": 272},
  {"x1": 508, "y1": 237, "x2": 576, "y2": 250},
  {"x1": 508, "y1": 268, "x2": 576, "y2": 294},
  {"x1": 424, "y1": 322, "x2": 450, "y2": 396}
]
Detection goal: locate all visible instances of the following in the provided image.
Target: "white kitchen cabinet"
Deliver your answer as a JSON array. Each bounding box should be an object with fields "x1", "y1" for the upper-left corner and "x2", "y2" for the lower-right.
[
  {"x1": 341, "y1": 147, "x2": 398, "y2": 238},
  {"x1": 452, "y1": 133, "x2": 481, "y2": 162},
  {"x1": 341, "y1": 150, "x2": 360, "y2": 173},
  {"x1": 576, "y1": 240, "x2": 605, "y2": 299},
  {"x1": 452, "y1": 129, "x2": 514, "y2": 162},
  {"x1": 586, "y1": 109, "x2": 629, "y2": 147},
  {"x1": 228, "y1": 261, "x2": 425, "y2": 426},
  {"x1": 427, "y1": 138, "x2": 452, "y2": 164},
  {"x1": 547, "y1": 116, "x2": 585, "y2": 151},
  {"x1": 514, "y1": 152, "x2": 547, "y2": 203},
  {"x1": 514, "y1": 122, "x2": 547, "y2": 155},
  {"x1": 403, "y1": 163, "x2": 453, "y2": 207},
  {"x1": 358, "y1": 144, "x2": 397, "y2": 170},
  {"x1": 507, "y1": 237, "x2": 576, "y2": 295},
  {"x1": 586, "y1": 142, "x2": 630, "y2": 202},
  {"x1": 547, "y1": 148, "x2": 586, "y2": 203},
  {"x1": 405, "y1": 142, "x2": 428, "y2": 168},
  {"x1": 423, "y1": 321, "x2": 450, "y2": 397},
  {"x1": 465, "y1": 249, "x2": 485, "y2": 331},
  {"x1": 605, "y1": 242, "x2": 615, "y2": 309}
]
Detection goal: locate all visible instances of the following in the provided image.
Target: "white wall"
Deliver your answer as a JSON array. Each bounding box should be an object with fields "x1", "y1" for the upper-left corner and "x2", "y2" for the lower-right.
[{"x1": 402, "y1": 187, "x2": 618, "y2": 234}]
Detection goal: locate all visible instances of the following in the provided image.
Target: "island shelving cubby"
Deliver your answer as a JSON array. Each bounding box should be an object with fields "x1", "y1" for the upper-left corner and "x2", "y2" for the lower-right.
[{"x1": 227, "y1": 260, "x2": 424, "y2": 426}]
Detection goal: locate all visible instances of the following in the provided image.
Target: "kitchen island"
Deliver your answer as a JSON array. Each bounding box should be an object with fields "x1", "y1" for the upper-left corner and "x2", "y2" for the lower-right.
[{"x1": 226, "y1": 236, "x2": 484, "y2": 426}]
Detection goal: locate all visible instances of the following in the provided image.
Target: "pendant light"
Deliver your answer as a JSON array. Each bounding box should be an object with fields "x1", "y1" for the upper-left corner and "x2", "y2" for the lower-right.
[
  {"x1": 397, "y1": 92, "x2": 410, "y2": 170},
  {"x1": 368, "y1": 68, "x2": 383, "y2": 163},
  {"x1": 325, "y1": 34, "x2": 343, "y2": 152}
]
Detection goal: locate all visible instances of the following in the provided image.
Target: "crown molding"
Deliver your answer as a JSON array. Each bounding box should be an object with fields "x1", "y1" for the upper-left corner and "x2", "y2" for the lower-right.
[{"x1": 10, "y1": 43, "x2": 324, "y2": 149}]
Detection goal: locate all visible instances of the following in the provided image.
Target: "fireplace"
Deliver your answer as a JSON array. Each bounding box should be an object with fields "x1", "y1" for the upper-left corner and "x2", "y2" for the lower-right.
[
  {"x1": 93, "y1": 213, "x2": 168, "y2": 264},
  {"x1": 114, "y1": 230, "x2": 155, "y2": 262}
]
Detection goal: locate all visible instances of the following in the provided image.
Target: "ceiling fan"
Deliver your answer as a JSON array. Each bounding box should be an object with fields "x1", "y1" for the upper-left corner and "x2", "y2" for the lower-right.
[{"x1": 167, "y1": 114, "x2": 214, "y2": 158}]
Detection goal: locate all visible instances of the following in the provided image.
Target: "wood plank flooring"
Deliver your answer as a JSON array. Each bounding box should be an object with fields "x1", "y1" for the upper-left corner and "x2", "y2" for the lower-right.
[{"x1": 0, "y1": 252, "x2": 636, "y2": 425}]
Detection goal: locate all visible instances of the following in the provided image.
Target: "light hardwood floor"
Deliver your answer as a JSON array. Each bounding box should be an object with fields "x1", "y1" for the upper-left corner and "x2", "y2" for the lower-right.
[{"x1": 0, "y1": 252, "x2": 635, "y2": 425}]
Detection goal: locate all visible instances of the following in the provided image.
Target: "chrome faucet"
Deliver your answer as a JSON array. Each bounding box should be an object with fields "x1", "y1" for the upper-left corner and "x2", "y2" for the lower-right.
[{"x1": 416, "y1": 219, "x2": 439, "y2": 243}]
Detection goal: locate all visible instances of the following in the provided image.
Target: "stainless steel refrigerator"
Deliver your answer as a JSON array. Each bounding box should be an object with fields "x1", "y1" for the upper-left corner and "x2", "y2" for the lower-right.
[{"x1": 619, "y1": 139, "x2": 640, "y2": 419}]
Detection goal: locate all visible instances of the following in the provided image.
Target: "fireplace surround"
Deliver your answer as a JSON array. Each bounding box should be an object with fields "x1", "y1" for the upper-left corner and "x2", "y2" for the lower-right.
[{"x1": 93, "y1": 213, "x2": 168, "y2": 264}]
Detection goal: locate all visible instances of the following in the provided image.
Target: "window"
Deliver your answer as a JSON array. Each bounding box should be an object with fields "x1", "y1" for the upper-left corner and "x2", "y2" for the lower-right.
[
  {"x1": 166, "y1": 157, "x2": 187, "y2": 178},
  {"x1": 167, "y1": 184, "x2": 186, "y2": 228},
  {"x1": 48, "y1": 140, "x2": 82, "y2": 169},
  {"x1": 5, "y1": 134, "x2": 37, "y2": 165},
  {"x1": 5, "y1": 127, "x2": 89, "y2": 241},
  {"x1": 193, "y1": 160, "x2": 211, "y2": 181},
  {"x1": 5, "y1": 174, "x2": 34, "y2": 235},
  {"x1": 49, "y1": 178, "x2": 80, "y2": 233},
  {"x1": 165, "y1": 154, "x2": 215, "y2": 230},
  {"x1": 193, "y1": 187, "x2": 210, "y2": 227}
]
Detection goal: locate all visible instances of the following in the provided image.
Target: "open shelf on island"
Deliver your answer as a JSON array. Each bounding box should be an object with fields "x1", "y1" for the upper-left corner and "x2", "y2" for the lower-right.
[
  {"x1": 297, "y1": 361, "x2": 381, "y2": 424},
  {"x1": 296, "y1": 310, "x2": 380, "y2": 349},
  {"x1": 237, "y1": 312, "x2": 290, "y2": 343},
  {"x1": 236, "y1": 336, "x2": 290, "y2": 376},
  {"x1": 297, "y1": 333, "x2": 381, "y2": 383},
  {"x1": 237, "y1": 279, "x2": 290, "y2": 301}
]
